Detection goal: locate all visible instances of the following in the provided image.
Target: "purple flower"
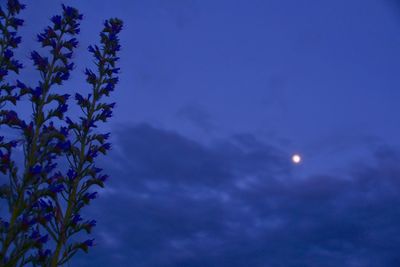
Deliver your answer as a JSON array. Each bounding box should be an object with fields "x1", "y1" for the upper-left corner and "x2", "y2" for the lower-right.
[
  {"x1": 63, "y1": 51, "x2": 73, "y2": 59},
  {"x1": 9, "y1": 34, "x2": 21, "y2": 48},
  {"x1": 101, "y1": 143, "x2": 111, "y2": 151},
  {"x1": 9, "y1": 140, "x2": 18, "y2": 148},
  {"x1": 9, "y1": 59, "x2": 23, "y2": 73},
  {"x1": 31, "y1": 51, "x2": 48, "y2": 71},
  {"x1": 88, "y1": 220, "x2": 96, "y2": 227},
  {"x1": 87, "y1": 148, "x2": 98, "y2": 159},
  {"x1": 31, "y1": 86, "x2": 43, "y2": 101},
  {"x1": 62, "y1": 4, "x2": 82, "y2": 20},
  {"x1": 67, "y1": 168, "x2": 77, "y2": 181},
  {"x1": 38, "y1": 199, "x2": 53, "y2": 209},
  {"x1": 0, "y1": 68, "x2": 8, "y2": 79},
  {"x1": 108, "y1": 33, "x2": 117, "y2": 42},
  {"x1": 93, "y1": 167, "x2": 103, "y2": 173},
  {"x1": 51, "y1": 69, "x2": 70, "y2": 84},
  {"x1": 56, "y1": 103, "x2": 68, "y2": 114},
  {"x1": 3, "y1": 49, "x2": 13, "y2": 59},
  {"x1": 51, "y1": 15, "x2": 62, "y2": 29},
  {"x1": 87, "y1": 192, "x2": 97, "y2": 199},
  {"x1": 16, "y1": 79, "x2": 27, "y2": 90},
  {"x1": 83, "y1": 220, "x2": 96, "y2": 233},
  {"x1": 7, "y1": 0, "x2": 26, "y2": 15},
  {"x1": 9, "y1": 17, "x2": 24, "y2": 28},
  {"x1": 60, "y1": 70, "x2": 70, "y2": 81},
  {"x1": 36, "y1": 33, "x2": 46, "y2": 43},
  {"x1": 44, "y1": 162, "x2": 57, "y2": 173},
  {"x1": 103, "y1": 82, "x2": 115, "y2": 95},
  {"x1": 83, "y1": 192, "x2": 98, "y2": 202},
  {"x1": 82, "y1": 118, "x2": 96, "y2": 129},
  {"x1": 37, "y1": 234, "x2": 49, "y2": 244},
  {"x1": 43, "y1": 213, "x2": 53, "y2": 222},
  {"x1": 75, "y1": 93, "x2": 89, "y2": 106},
  {"x1": 84, "y1": 68, "x2": 97, "y2": 85},
  {"x1": 83, "y1": 238, "x2": 94, "y2": 247},
  {"x1": 71, "y1": 214, "x2": 83, "y2": 225},
  {"x1": 37, "y1": 27, "x2": 58, "y2": 48},
  {"x1": 49, "y1": 183, "x2": 64, "y2": 193},
  {"x1": 2, "y1": 110, "x2": 21, "y2": 125},
  {"x1": 22, "y1": 216, "x2": 36, "y2": 226},
  {"x1": 0, "y1": 153, "x2": 10, "y2": 167},
  {"x1": 107, "y1": 77, "x2": 119, "y2": 86},
  {"x1": 21, "y1": 216, "x2": 37, "y2": 231},
  {"x1": 107, "y1": 102, "x2": 116, "y2": 109},
  {"x1": 29, "y1": 230, "x2": 40, "y2": 240},
  {"x1": 61, "y1": 93, "x2": 71, "y2": 102},
  {"x1": 104, "y1": 19, "x2": 123, "y2": 34},
  {"x1": 55, "y1": 140, "x2": 71, "y2": 152},
  {"x1": 65, "y1": 116, "x2": 74, "y2": 126},
  {"x1": 47, "y1": 171, "x2": 63, "y2": 184},
  {"x1": 66, "y1": 62, "x2": 74, "y2": 71},
  {"x1": 97, "y1": 174, "x2": 109, "y2": 182},
  {"x1": 60, "y1": 126, "x2": 69, "y2": 137},
  {"x1": 88, "y1": 45, "x2": 99, "y2": 55},
  {"x1": 102, "y1": 133, "x2": 110, "y2": 140},
  {"x1": 30, "y1": 165, "x2": 42, "y2": 175},
  {"x1": 64, "y1": 38, "x2": 78, "y2": 50}
]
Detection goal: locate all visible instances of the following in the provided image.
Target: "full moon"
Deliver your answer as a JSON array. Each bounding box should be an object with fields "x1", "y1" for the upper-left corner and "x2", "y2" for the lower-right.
[{"x1": 292, "y1": 154, "x2": 301, "y2": 164}]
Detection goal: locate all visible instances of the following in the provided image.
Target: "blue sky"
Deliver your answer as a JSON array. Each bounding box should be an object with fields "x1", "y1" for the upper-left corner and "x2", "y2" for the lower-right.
[{"x1": 6, "y1": 0, "x2": 400, "y2": 266}]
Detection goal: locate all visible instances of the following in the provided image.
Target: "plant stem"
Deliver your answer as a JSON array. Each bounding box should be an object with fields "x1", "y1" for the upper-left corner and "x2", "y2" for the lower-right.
[
  {"x1": 1, "y1": 26, "x2": 65, "y2": 265},
  {"x1": 50, "y1": 67, "x2": 105, "y2": 267}
]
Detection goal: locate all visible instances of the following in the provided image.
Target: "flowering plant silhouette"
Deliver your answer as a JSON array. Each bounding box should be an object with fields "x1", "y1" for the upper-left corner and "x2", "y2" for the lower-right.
[{"x1": 0, "y1": 1, "x2": 122, "y2": 266}]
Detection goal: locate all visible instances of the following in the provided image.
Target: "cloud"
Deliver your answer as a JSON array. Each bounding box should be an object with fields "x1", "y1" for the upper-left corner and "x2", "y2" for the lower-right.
[
  {"x1": 73, "y1": 123, "x2": 400, "y2": 267},
  {"x1": 176, "y1": 104, "x2": 215, "y2": 132}
]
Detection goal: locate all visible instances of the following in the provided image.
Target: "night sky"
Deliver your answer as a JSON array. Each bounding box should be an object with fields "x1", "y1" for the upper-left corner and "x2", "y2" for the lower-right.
[{"x1": 10, "y1": 0, "x2": 400, "y2": 266}]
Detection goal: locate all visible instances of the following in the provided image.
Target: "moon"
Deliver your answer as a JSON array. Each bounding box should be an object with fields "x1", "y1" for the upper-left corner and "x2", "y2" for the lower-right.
[{"x1": 292, "y1": 154, "x2": 301, "y2": 164}]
